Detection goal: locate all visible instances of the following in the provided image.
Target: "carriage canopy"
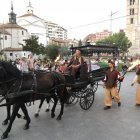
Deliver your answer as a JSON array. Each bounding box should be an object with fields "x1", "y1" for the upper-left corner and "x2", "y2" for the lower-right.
[{"x1": 70, "y1": 44, "x2": 119, "y2": 58}]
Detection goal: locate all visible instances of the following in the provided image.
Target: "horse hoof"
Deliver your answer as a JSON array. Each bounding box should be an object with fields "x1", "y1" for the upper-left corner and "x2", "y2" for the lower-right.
[
  {"x1": 2, "y1": 120, "x2": 8, "y2": 125},
  {"x1": 51, "y1": 114, "x2": 55, "y2": 118},
  {"x1": 56, "y1": 116, "x2": 61, "y2": 120},
  {"x1": 46, "y1": 109, "x2": 50, "y2": 112},
  {"x1": 23, "y1": 124, "x2": 29, "y2": 130},
  {"x1": 1, "y1": 133, "x2": 8, "y2": 139},
  {"x1": 34, "y1": 113, "x2": 39, "y2": 118}
]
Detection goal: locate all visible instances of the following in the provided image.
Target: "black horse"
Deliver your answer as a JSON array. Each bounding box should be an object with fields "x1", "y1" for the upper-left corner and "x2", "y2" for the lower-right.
[
  {"x1": 0, "y1": 61, "x2": 67, "y2": 139},
  {"x1": 0, "y1": 67, "x2": 25, "y2": 126}
]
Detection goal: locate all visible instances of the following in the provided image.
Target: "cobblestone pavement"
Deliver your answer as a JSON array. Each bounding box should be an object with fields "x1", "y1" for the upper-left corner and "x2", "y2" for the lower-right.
[{"x1": 0, "y1": 72, "x2": 140, "y2": 140}]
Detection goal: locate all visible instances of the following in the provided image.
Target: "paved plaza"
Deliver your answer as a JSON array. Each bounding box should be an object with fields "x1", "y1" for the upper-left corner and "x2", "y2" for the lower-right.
[{"x1": 0, "y1": 72, "x2": 140, "y2": 140}]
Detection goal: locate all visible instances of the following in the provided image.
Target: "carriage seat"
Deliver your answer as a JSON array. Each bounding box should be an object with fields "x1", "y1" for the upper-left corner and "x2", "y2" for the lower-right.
[
  {"x1": 63, "y1": 62, "x2": 88, "y2": 83},
  {"x1": 76, "y1": 62, "x2": 88, "y2": 82}
]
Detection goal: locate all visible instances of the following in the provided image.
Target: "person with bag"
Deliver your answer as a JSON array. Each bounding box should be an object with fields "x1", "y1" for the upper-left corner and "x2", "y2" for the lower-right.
[{"x1": 103, "y1": 59, "x2": 124, "y2": 110}]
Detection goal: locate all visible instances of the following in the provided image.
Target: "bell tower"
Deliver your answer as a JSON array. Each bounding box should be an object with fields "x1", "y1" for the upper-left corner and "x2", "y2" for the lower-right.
[
  {"x1": 8, "y1": 1, "x2": 16, "y2": 24},
  {"x1": 26, "y1": 1, "x2": 34, "y2": 14},
  {"x1": 126, "y1": 0, "x2": 140, "y2": 55}
]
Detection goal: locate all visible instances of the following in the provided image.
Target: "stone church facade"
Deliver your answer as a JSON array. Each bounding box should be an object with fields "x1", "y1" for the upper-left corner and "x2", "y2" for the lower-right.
[{"x1": 126, "y1": 0, "x2": 140, "y2": 55}]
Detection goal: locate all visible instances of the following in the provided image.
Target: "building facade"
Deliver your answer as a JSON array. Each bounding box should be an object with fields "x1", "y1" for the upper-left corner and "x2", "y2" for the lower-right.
[
  {"x1": 0, "y1": 1, "x2": 69, "y2": 60},
  {"x1": 17, "y1": 2, "x2": 68, "y2": 47},
  {"x1": 126, "y1": 0, "x2": 140, "y2": 55},
  {"x1": 0, "y1": 2, "x2": 30, "y2": 60},
  {"x1": 83, "y1": 30, "x2": 112, "y2": 45}
]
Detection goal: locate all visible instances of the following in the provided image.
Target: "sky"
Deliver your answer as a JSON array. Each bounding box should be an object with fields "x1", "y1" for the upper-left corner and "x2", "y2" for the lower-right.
[{"x1": 0, "y1": 0, "x2": 126, "y2": 40}]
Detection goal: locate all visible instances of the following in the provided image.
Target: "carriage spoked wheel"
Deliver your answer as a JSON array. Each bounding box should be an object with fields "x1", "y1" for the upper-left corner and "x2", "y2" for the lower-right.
[
  {"x1": 65, "y1": 90, "x2": 78, "y2": 105},
  {"x1": 90, "y1": 82, "x2": 98, "y2": 93},
  {"x1": 65, "y1": 94, "x2": 76, "y2": 104},
  {"x1": 79, "y1": 88, "x2": 94, "y2": 110}
]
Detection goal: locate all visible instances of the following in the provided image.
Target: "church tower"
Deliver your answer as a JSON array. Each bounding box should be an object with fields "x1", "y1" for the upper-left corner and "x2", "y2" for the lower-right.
[
  {"x1": 26, "y1": 1, "x2": 34, "y2": 14},
  {"x1": 126, "y1": 0, "x2": 140, "y2": 55},
  {"x1": 8, "y1": 1, "x2": 16, "y2": 24}
]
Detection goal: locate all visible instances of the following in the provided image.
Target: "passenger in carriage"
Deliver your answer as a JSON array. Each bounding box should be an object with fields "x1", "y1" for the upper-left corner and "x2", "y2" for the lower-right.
[
  {"x1": 64, "y1": 49, "x2": 84, "y2": 79},
  {"x1": 103, "y1": 59, "x2": 124, "y2": 110}
]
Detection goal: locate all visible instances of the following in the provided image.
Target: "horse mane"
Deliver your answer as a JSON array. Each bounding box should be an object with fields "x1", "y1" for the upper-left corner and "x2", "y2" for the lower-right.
[{"x1": 1, "y1": 61, "x2": 22, "y2": 79}]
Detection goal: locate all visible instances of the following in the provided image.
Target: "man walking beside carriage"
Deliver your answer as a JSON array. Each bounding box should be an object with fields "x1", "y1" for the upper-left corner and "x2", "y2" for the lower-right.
[{"x1": 103, "y1": 59, "x2": 124, "y2": 110}]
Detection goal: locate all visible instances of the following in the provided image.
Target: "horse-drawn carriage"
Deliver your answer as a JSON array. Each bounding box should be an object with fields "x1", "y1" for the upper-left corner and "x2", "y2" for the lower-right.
[
  {"x1": 0, "y1": 44, "x2": 124, "y2": 139},
  {"x1": 63, "y1": 64, "x2": 109, "y2": 110},
  {"x1": 62, "y1": 44, "x2": 121, "y2": 110}
]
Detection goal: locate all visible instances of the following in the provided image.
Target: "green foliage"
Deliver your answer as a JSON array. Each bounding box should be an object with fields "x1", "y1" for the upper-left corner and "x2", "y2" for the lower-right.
[
  {"x1": 46, "y1": 44, "x2": 60, "y2": 61},
  {"x1": 59, "y1": 46, "x2": 71, "y2": 57},
  {"x1": 22, "y1": 35, "x2": 47, "y2": 55},
  {"x1": 96, "y1": 32, "x2": 132, "y2": 54}
]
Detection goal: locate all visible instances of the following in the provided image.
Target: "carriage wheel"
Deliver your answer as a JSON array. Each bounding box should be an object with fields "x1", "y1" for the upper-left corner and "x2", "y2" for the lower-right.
[
  {"x1": 65, "y1": 88, "x2": 77, "y2": 104},
  {"x1": 90, "y1": 82, "x2": 98, "y2": 93},
  {"x1": 79, "y1": 88, "x2": 94, "y2": 110},
  {"x1": 65, "y1": 94, "x2": 76, "y2": 104}
]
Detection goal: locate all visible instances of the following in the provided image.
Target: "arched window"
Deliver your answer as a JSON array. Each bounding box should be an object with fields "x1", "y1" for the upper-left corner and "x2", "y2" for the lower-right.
[{"x1": 5, "y1": 36, "x2": 7, "y2": 40}]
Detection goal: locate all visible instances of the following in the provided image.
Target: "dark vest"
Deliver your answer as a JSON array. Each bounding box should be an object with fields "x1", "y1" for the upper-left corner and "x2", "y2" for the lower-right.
[{"x1": 105, "y1": 69, "x2": 120, "y2": 88}]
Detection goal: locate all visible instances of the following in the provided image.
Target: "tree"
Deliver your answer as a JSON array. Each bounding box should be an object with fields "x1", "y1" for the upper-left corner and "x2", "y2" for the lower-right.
[
  {"x1": 22, "y1": 35, "x2": 47, "y2": 55},
  {"x1": 59, "y1": 46, "x2": 71, "y2": 58},
  {"x1": 96, "y1": 32, "x2": 132, "y2": 55},
  {"x1": 47, "y1": 44, "x2": 60, "y2": 61}
]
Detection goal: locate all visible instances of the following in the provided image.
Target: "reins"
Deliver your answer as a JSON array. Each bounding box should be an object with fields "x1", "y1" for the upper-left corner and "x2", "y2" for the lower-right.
[{"x1": 0, "y1": 78, "x2": 17, "y2": 85}]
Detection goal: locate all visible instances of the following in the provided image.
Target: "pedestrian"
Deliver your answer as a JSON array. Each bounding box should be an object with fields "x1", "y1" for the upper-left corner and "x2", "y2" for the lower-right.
[
  {"x1": 19, "y1": 57, "x2": 28, "y2": 72},
  {"x1": 114, "y1": 58, "x2": 119, "y2": 70},
  {"x1": 131, "y1": 64, "x2": 140, "y2": 106},
  {"x1": 27, "y1": 53, "x2": 34, "y2": 71},
  {"x1": 103, "y1": 59, "x2": 124, "y2": 110}
]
